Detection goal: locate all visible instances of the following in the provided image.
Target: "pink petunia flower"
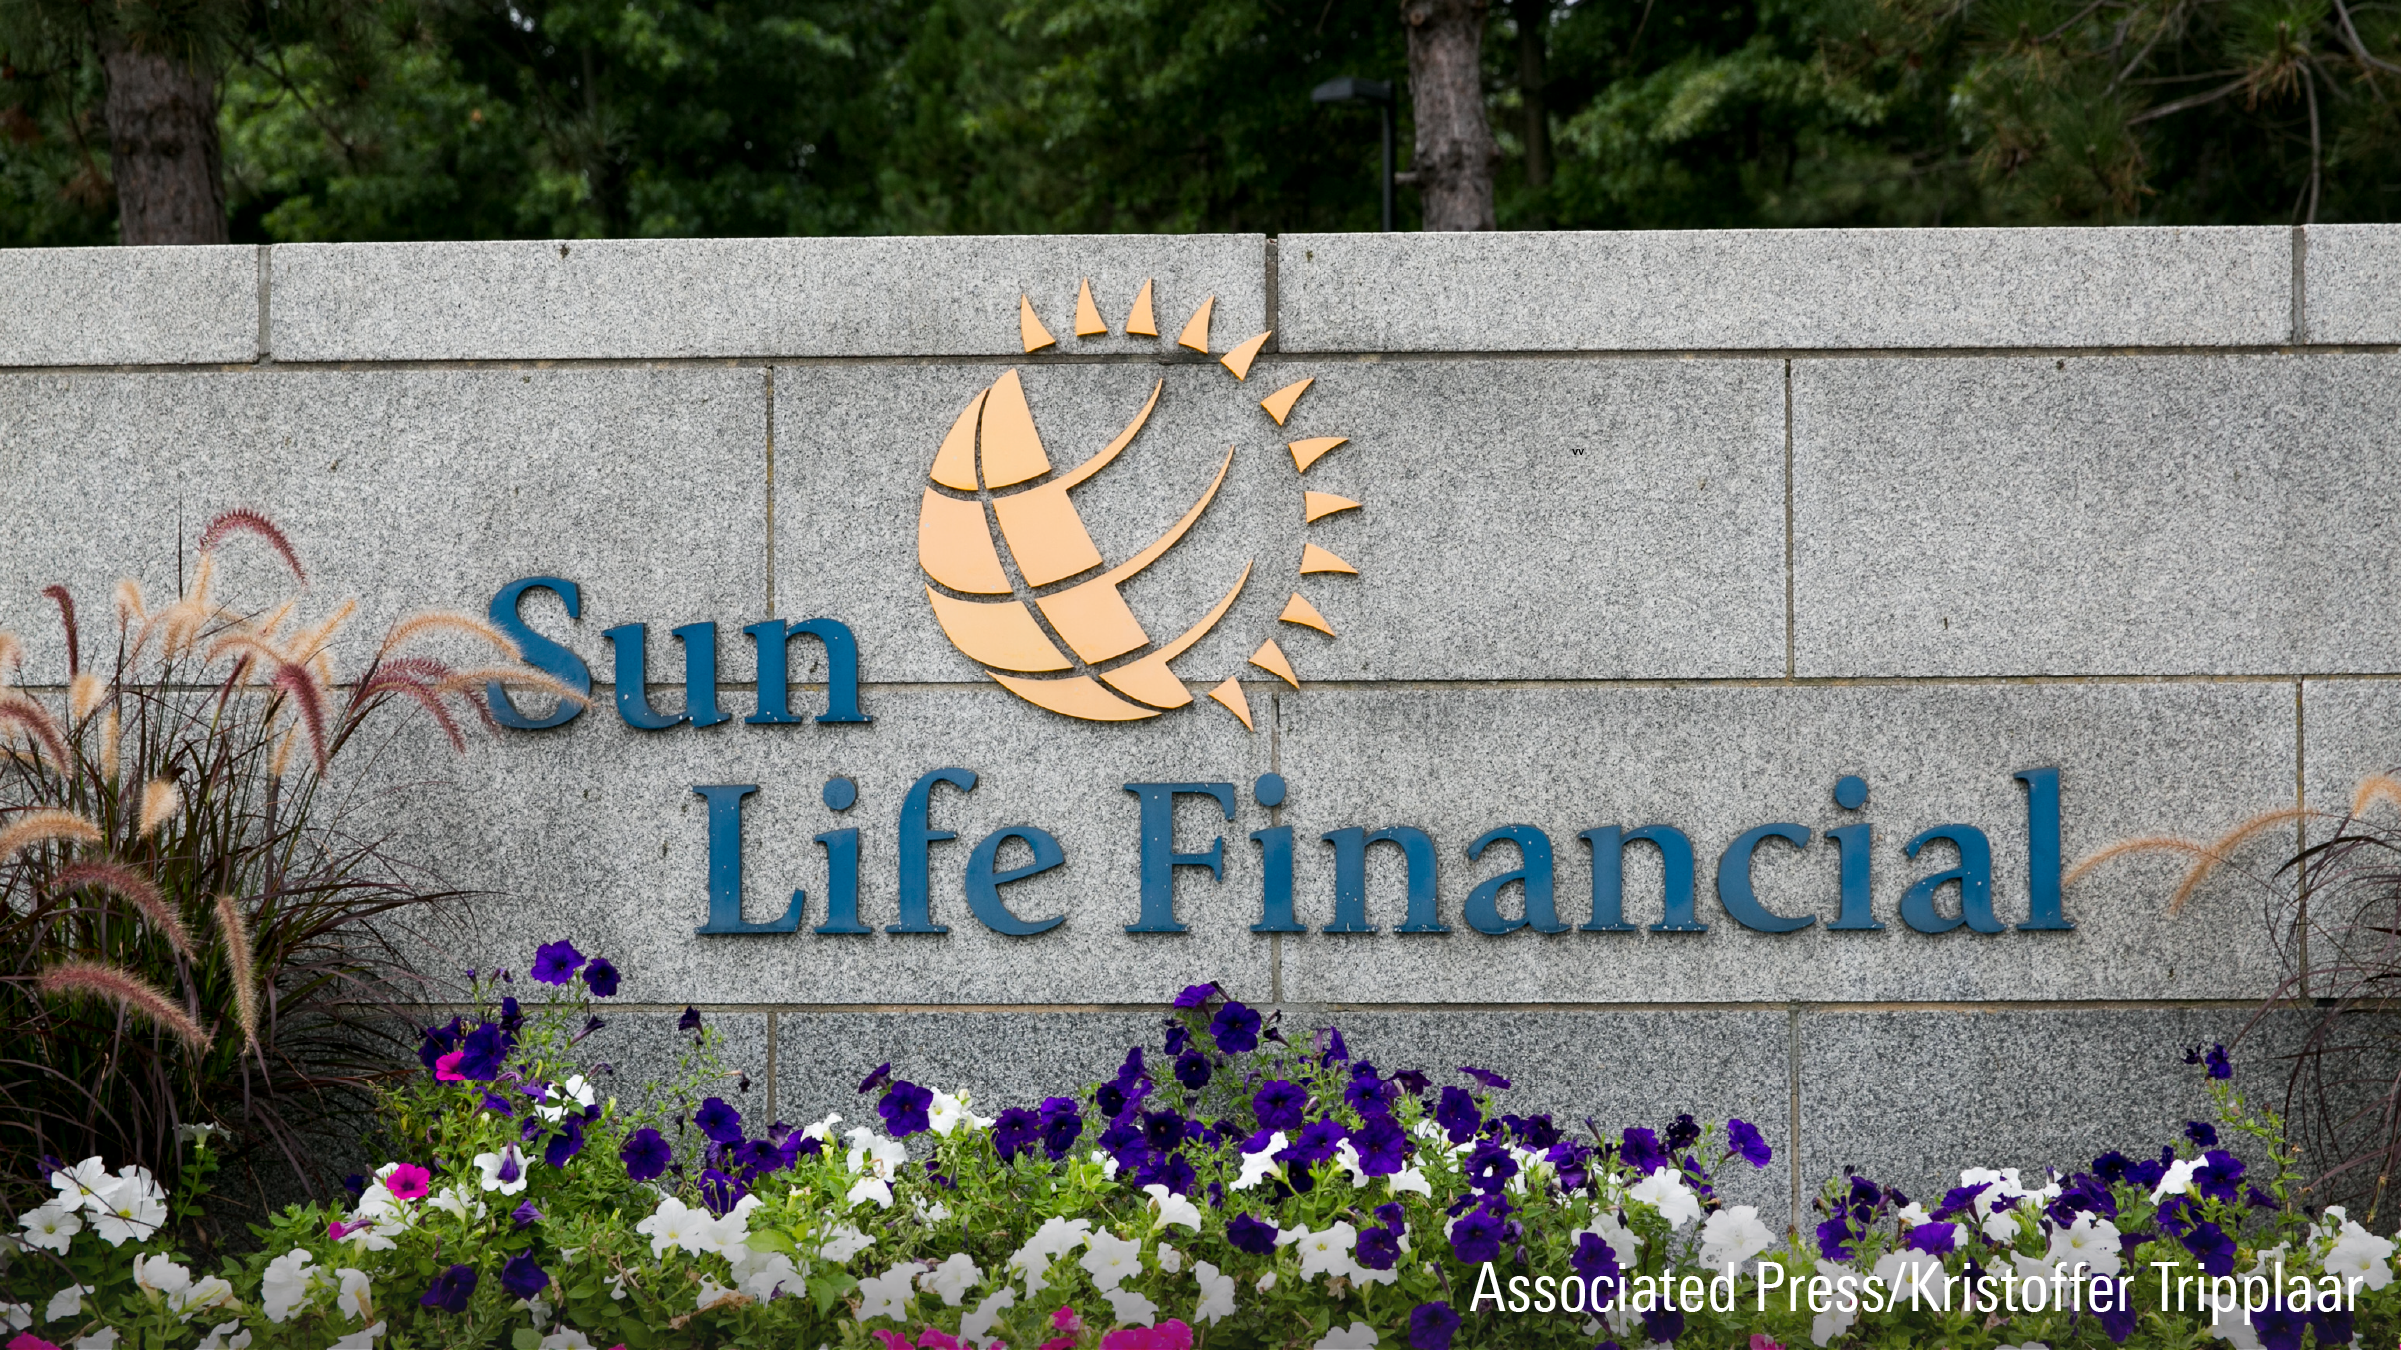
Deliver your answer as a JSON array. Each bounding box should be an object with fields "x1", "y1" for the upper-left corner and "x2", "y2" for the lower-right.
[
  {"x1": 9, "y1": 1335, "x2": 65, "y2": 1350},
  {"x1": 1750, "y1": 1337, "x2": 1787, "y2": 1350},
  {"x1": 1099, "y1": 1323, "x2": 1193, "y2": 1350},
  {"x1": 915, "y1": 1331, "x2": 963, "y2": 1350},
  {"x1": 1036, "y1": 1341, "x2": 1074, "y2": 1350},
  {"x1": 1051, "y1": 1306, "x2": 1084, "y2": 1333},
  {"x1": 435, "y1": 1050, "x2": 468, "y2": 1082},
  {"x1": 873, "y1": 1333, "x2": 912, "y2": 1350},
  {"x1": 384, "y1": 1163, "x2": 432, "y2": 1201}
]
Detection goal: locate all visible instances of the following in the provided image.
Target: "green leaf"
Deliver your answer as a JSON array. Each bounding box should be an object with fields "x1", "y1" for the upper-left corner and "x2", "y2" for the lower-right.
[
  {"x1": 808, "y1": 1270, "x2": 857, "y2": 1317},
  {"x1": 746, "y1": 1227, "x2": 798, "y2": 1256},
  {"x1": 511, "y1": 1328, "x2": 541, "y2": 1350}
]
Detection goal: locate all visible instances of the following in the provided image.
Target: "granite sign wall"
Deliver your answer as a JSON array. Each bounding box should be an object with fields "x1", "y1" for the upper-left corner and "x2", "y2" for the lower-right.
[{"x1": 3, "y1": 227, "x2": 2398, "y2": 1227}]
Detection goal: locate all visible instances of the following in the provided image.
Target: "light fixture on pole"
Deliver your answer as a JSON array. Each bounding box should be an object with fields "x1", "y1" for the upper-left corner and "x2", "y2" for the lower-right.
[{"x1": 1311, "y1": 76, "x2": 1394, "y2": 233}]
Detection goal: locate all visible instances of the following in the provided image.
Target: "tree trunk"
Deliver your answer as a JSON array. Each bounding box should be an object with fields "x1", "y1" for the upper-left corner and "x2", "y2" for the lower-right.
[
  {"x1": 1512, "y1": 0, "x2": 1551, "y2": 190},
  {"x1": 1402, "y1": 0, "x2": 1499, "y2": 231},
  {"x1": 102, "y1": 41, "x2": 227, "y2": 246}
]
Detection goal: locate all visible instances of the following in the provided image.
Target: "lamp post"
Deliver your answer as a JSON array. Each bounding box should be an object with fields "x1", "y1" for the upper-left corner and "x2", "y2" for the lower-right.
[{"x1": 1311, "y1": 76, "x2": 1394, "y2": 232}]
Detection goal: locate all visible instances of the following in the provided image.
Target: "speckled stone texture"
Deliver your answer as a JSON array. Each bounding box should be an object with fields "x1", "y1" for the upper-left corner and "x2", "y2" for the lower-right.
[
  {"x1": 771, "y1": 1010, "x2": 1164, "y2": 1128},
  {"x1": 776, "y1": 355, "x2": 1787, "y2": 684},
  {"x1": 1276, "y1": 228, "x2": 2292, "y2": 353},
  {"x1": 1793, "y1": 353, "x2": 2401, "y2": 677},
  {"x1": 0, "y1": 246, "x2": 258, "y2": 367},
  {"x1": 575, "y1": 1011, "x2": 771, "y2": 1127},
  {"x1": 368, "y1": 685, "x2": 1277, "y2": 1008},
  {"x1": 1272, "y1": 682, "x2": 2294, "y2": 1005},
  {"x1": 270, "y1": 236, "x2": 1266, "y2": 361},
  {"x1": 0, "y1": 366, "x2": 767, "y2": 686},
  {"x1": 1796, "y1": 1008, "x2": 2289, "y2": 1208},
  {"x1": 2302, "y1": 225, "x2": 2401, "y2": 344}
]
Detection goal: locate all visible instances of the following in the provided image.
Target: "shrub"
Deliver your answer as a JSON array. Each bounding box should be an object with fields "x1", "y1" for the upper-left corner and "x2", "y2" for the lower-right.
[
  {"x1": 5, "y1": 948, "x2": 2396, "y2": 1349},
  {"x1": 0, "y1": 510, "x2": 574, "y2": 1229}
]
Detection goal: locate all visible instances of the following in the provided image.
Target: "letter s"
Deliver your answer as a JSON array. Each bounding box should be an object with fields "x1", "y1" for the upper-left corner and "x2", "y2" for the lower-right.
[
  {"x1": 1509, "y1": 1274, "x2": 1531, "y2": 1313},
  {"x1": 1534, "y1": 1275, "x2": 1557, "y2": 1313},
  {"x1": 488, "y1": 577, "x2": 590, "y2": 729}
]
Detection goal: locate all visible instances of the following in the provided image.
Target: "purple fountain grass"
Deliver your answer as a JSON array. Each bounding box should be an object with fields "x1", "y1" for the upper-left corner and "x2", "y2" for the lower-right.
[{"x1": 38, "y1": 959, "x2": 213, "y2": 1054}]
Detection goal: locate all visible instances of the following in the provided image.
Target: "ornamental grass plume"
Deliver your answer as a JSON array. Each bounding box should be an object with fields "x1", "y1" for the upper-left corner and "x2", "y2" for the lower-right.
[{"x1": 0, "y1": 508, "x2": 577, "y2": 1238}]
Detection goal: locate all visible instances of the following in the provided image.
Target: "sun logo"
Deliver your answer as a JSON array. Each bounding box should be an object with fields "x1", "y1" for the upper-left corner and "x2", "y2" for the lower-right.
[{"x1": 915, "y1": 279, "x2": 1361, "y2": 728}]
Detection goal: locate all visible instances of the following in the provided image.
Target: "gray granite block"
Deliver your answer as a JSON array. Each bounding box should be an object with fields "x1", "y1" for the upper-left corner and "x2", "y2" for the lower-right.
[
  {"x1": 776, "y1": 355, "x2": 1786, "y2": 683},
  {"x1": 2302, "y1": 224, "x2": 2401, "y2": 345},
  {"x1": 270, "y1": 237, "x2": 1266, "y2": 361},
  {"x1": 771, "y1": 1010, "x2": 1164, "y2": 1125},
  {"x1": 1329, "y1": 1010, "x2": 1796, "y2": 1230},
  {"x1": 361, "y1": 684, "x2": 1276, "y2": 1007},
  {"x1": 0, "y1": 366, "x2": 767, "y2": 687},
  {"x1": 1276, "y1": 228, "x2": 2291, "y2": 353},
  {"x1": 1796, "y1": 1008, "x2": 2292, "y2": 1210},
  {"x1": 0, "y1": 246, "x2": 258, "y2": 367},
  {"x1": 1793, "y1": 353, "x2": 2401, "y2": 677},
  {"x1": 1273, "y1": 682, "x2": 2294, "y2": 1005},
  {"x1": 578, "y1": 1010, "x2": 772, "y2": 1128},
  {"x1": 2300, "y1": 680, "x2": 2401, "y2": 820}
]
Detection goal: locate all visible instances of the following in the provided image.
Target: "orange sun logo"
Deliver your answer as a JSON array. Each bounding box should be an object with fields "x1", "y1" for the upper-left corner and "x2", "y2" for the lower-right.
[{"x1": 915, "y1": 279, "x2": 1360, "y2": 728}]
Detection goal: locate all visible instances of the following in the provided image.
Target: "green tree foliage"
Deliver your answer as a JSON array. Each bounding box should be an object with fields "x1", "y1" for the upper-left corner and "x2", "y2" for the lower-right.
[{"x1": 2, "y1": 0, "x2": 2395, "y2": 245}]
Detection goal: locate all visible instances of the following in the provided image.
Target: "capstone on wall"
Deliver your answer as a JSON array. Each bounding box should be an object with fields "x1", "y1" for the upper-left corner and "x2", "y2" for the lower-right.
[{"x1": 4, "y1": 226, "x2": 2398, "y2": 1224}]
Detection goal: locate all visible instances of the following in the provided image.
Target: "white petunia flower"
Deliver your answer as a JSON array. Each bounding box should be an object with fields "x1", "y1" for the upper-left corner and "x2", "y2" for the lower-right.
[
  {"x1": 534, "y1": 1075, "x2": 599, "y2": 1124},
  {"x1": 1102, "y1": 1287, "x2": 1158, "y2": 1326},
  {"x1": 960, "y1": 1287, "x2": 1015, "y2": 1348},
  {"x1": 1314, "y1": 1322, "x2": 1378, "y2": 1349},
  {"x1": 1700, "y1": 1205, "x2": 1775, "y2": 1271},
  {"x1": 1, "y1": 1302, "x2": 31, "y2": 1333},
  {"x1": 1387, "y1": 1166, "x2": 1434, "y2": 1199},
  {"x1": 1582, "y1": 1210, "x2": 1644, "y2": 1265},
  {"x1": 261, "y1": 1249, "x2": 321, "y2": 1322},
  {"x1": 1292, "y1": 1222, "x2": 1360, "y2": 1282},
  {"x1": 428, "y1": 1185, "x2": 486, "y2": 1221},
  {"x1": 1089, "y1": 1149, "x2": 1121, "y2": 1180},
  {"x1": 48, "y1": 1158, "x2": 112, "y2": 1203},
  {"x1": 1080, "y1": 1230, "x2": 1144, "y2": 1291},
  {"x1": 85, "y1": 1171, "x2": 167, "y2": 1246},
  {"x1": 1810, "y1": 1259, "x2": 1860, "y2": 1347},
  {"x1": 195, "y1": 1322, "x2": 250, "y2": 1349},
  {"x1": 1230, "y1": 1132, "x2": 1288, "y2": 1191},
  {"x1": 818, "y1": 1222, "x2": 876, "y2": 1263},
  {"x1": 846, "y1": 1176, "x2": 895, "y2": 1210},
  {"x1": 928, "y1": 1090, "x2": 991, "y2": 1136},
  {"x1": 844, "y1": 1127, "x2": 908, "y2": 1180},
  {"x1": 853, "y1": 1264, "x2": 918, "y2": 1322},
  {"x1": 174, "y1": 1277, "x2": 236, "y2": 1320},
  {"x1": 919, "y1": 1253, "x2": 982, "y2": 1306},
  {"x1": 636, "y1": 1197, "x2": 706, "y2": 1258},
  {"x1": 1156, "y1": 1244, "x2": 1183, "y2": 1274},
  {"x1": 1193, "y1": 1260, "x2": 1237, "y2": 1325},
  {"x1": 2150, "y1": 1159, "x2": 2198, "y2": 1204},
  {"x1": 335, "y1": 1267, "x2": 373, "y2": 1322},
  {"x1": 538, "y1": 1330, "x2": 594, "y2": 1350},
  {"x1": 694, "y1": 1279, "x2": 742, "y2": 1312},
  {"x1": 730, "y1": 1250, "x2": 800, "y2": 1303},
  {"x1": 2323, "y1": 1221, "x2": 2396, "y2": 1291},
  {"x1": 472, "y1": 1145, "x2": 530, "y2": 1195},
  {"x1": 19, "y1": 1202, "x2": 82, "y2": 1254},
  {"x1": 133, "y1": 1253, "x2": 193, "y2": 1302},
  {"x1": 1255, "y1": 1271, "x2": 1278, "y2": 1293},
  {"x1": 1628, "y1": 1167, "x2": 1702, "y2": 1229},
  {"x1": 1894, "y1": 1201, "x2": 1932, "y2": 1227},
  {"x1": 1872, "y1": 1249, "x2": 1947, "y2": 1306},
  {"x1": 2046, "y1": 1213, "x2": 2123, "y2": 1279},
  {"x1": 326, "y1": 1320, "x2": 384, "y2": 1350},
  {"x1": 71, "y1": 1331, "x2": 118, "y2": 1350},
  {"x1": 45, "y1": 1284, "x2": 91, "y2": 1323},
  {"x1": 1144, "y1": 1184, "x2": 1203, "y2": 1233}
]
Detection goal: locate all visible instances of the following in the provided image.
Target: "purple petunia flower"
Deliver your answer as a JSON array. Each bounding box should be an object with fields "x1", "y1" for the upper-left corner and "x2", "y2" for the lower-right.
[
  {"x1": 992, "y1": 1108, "x2": 1042, "y2": 1163},
  {"x1": 877, "y1": 1081, "x2": 934, "y2": 1137},
  {"x1": 621, "y1": 1127, "x2": 671, "y2": 1182},
  {"x1": 510, "y1": 1200, "x2": 542, "y2": 1229},
  {"x1": 1449, "y1": 1208, "x2": 1503, "y2": 1263},
  {"x1": 1619, "y1": 1127, "x2": 1669, "y2": 1175},
  {"x1": 1570, "y1": 1229, "x2": 1620, "y2": 1285},
  {"x1": 453, "y1": 1022, "x2": 511, "y2": 1081},
  {"x1": 1210, "y1": 1001, "x2": 1262, "y2": 1054},
  {"x1": 1904, "y1": 1221, "x2": 1958, "y2": 1254},
  {"x1": 2194, "y1": 1149, "x2": 2246, "y2": 1205},
  {"x1": 2250, "y1": 1306, "x2": 2308, "y2": 1350},
  {"x1": 678, "y1": 1006, "x2": 703, "y2": 1032},
  {"x1": 1138, "y1": 1151, "x2": 1198, "y2": 1196},
  {"x1": 1456, "y1": 1065, "x2": 1511, "y2": 1090},
  {"x1": 1727, "y1": 1118, "x2": 1773, "y2": 1168},
  {"x1": 1932, "y1": 1180, "x2": 1992, "y2": 1220},
  {"x1": 1817, "y1": 1216, "x2": 1859, "y2": 1262},
  {"x1": 1664, "y1": 1113, "x2": 1701, "y2": 1152},
  {"x1": 2182, "y1": 1219, "x2": 2237, "y2": 1275},
  {"x1": 856, "y1": 1062, "x2": 892, "y2": 1094},
  {"x1": 582, "y1": 958, "x2": 619, "y2": 997},
  {"x1": 418, "y1": 1263, "x2": 477, "y2": 1314},
  {"x1": 1100, "y1": 1120, "x2": 1149, "y2": 1170},
  {"x1": 1466, "y1": 1140, "x2": 1519, "y2": 1196},
  {"x1": 734, "y1": 1138, "x2": 783, "y2": 1173},
  {"x1": 1173, "y1": 982, "x2": 1221, "y2": 1009},
  {"x1": 1392, "y1": 1069, "x2": 1432, "y2": 1097},
  {"x1": 1173, "y1": 1050, "x2": 1212, "y2": 1090},
  {"x1": 2309, "y1": 1308, "x2": 2354, "y2": 1347},
  {"x1": 542, "y1": 1116, "x2": 585, "y2": 1168},
  {"x1": 698, "y1": 1168, "x2": 747, "y2": 1216},
  {"x1": 528, "y1": 940, "x2": 585, "y2": 986},
  {"x1": 1142, "y1": 1110, "x2": 1188, "y2": 1155},
  {"x1": 1354, "y1": 1116, "x2": 1413, "y2": 1176},
  {"x1": 1435, "y1": 1087, "x2": 1482, "y2": 1145},
  {"x1": 1409, "y1": 1302, "x2": 1462, "y2": 1350},
  {"x1": 1355, "y1": 1224, "x2": 1401, "y2": 1270},
  {"x1": 2185, "y1": 1042, "x2": 2233, "y2": 1080},
  {"x1": 478, "y1": 1092, "x2": 514, "y2": 1117},
  {"x1": 779, "y1": 1133, "x2": 823, "y2": 1167},
  {"x1": 499, "y1": 1253, "x2": 549, "y2": 1301},
  {"x1": 1226, "y1": 1212, "x2": 1278, "y2": 1255},
  {"x1": 1323, "y1": 1026, "x2": 1350, "y2": 1063},
  {"x1": 2095, "y1": 1299, "x2": 2138, "y2": 1344},
  {"x1": 694, "y1": 1096, "x2": 744, "y2": 1147},
  {"x1": 1253, "y1": 1079, "x2": 1307, "y2": 1131},
  {"x1": 417, "y1": 1017, "x2": 463, "y2": 1073},
  {"x1": 2185, "y1": 1119, "x2": 2218, "y2": 1148},
  {"x1": 1038, "y1": 1097, "x2": 1084, "y2": 1159},
  {"x1": 1641, "y1": 1309, "x2": 1685, "y2": 1344},
  {"x1": 1286, "y1": 1118, "x2": 1346, "y2": 1167}
]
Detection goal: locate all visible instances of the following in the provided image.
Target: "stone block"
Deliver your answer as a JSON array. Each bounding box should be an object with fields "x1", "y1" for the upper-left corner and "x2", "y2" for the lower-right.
[
  {"x1": 2302, "y1": 224, "x2": 2401, "y2": 345},
  {"x1": 365, "y1": 685, "x2": 1276, "y2": 1008},
  {"x1": 1276, "y1": 228, "x2": 2291, "y2": 353},
  {"x1": 270, "y1": 237, "x2": 1265, "y2": 361},
  {"x1": 577, "y1": 1010, "x2": 772, "y2": 1127},
  {"x1": 770, "y1": 1010, "x2": 1162, "y2": 1126},
  {"x1": 0, "y1": 246, "x2": 258, "y2": 367},
  {"x1": 1272, "y1": 682, "x2": 2294, "y2": 1005},
  {"x1": 1793, "y1": 353, "x2": 2401, "y2": 677},
  {"x1": 0, "y1": 367, "x2": 767, "y2": 686},
  {"x1": 1796, "y1": 1007, "x2": 2280, "y2": 1209},
  {"x1": 775, "y1": 355, "x2": 1786, "y2": 684}
]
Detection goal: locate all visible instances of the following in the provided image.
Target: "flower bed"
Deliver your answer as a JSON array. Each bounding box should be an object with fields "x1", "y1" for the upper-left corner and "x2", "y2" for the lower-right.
[{"x1": 5, "y1": 944, "x2": 2395, "y2": 1350}]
